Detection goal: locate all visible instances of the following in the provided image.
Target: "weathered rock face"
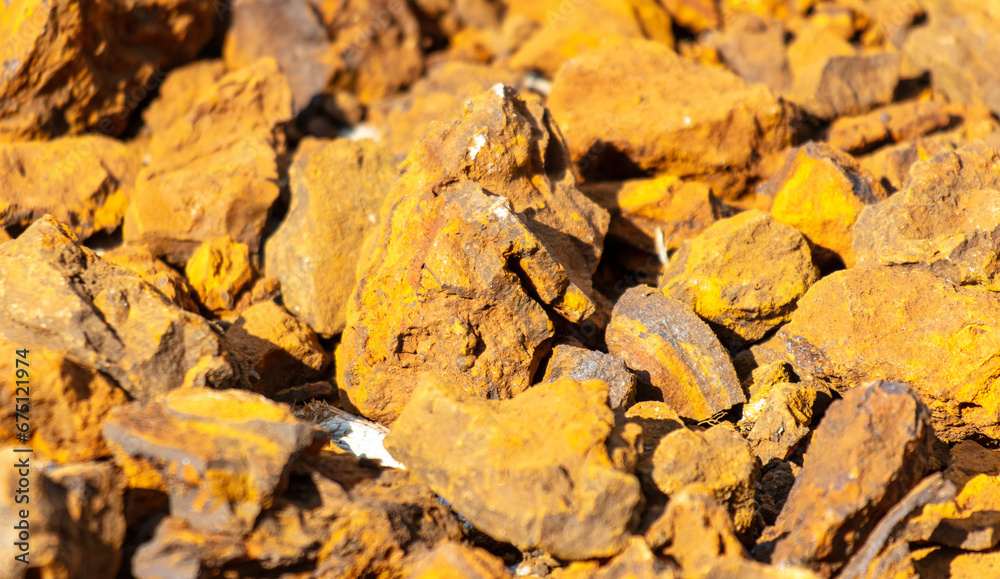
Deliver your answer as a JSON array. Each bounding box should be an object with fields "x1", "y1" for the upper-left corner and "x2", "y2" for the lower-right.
[
  {"x1": 123, "y1": 57, "x2": 293, "y2": 264},
  {"x1": 406, "y1": 541, "x2": 512, "y2": 579},
  {"x1": 103, "y1": 388, "x2": 326, "y2": 535},
  {"x1": 101, "y1": 245, "x2": 200, "y2": 312},
  {"x1": 0, "y1": 216, "x2": 246, "y2": 400},
  {"x1": 553, "y1": 537, "x2": 675, "y2": 579},
  {"x1": 384, "y1": 378, "x2": 642, "y2": 560},
  {"x1": 606, "y1": 286, "x2": 744, "y2": 421},
  {"x1": 265, "y1": 137, "x2": 397, "y2": 337},
  {"x1": 787, "y1": 51, "x2": 901, "y2": 121},
  {"x1": 766, "y1": 142, "x2": 887, "y2": 268},
  {"x1": 0, "y1": 0, "x2": 216, "y2": 141},
  {"x1": 645, "y1": 485, "x2": 745, "y2": 572},
  {"x1": 547, "y1": 38, "x2": 796, "y2": 198},
  {"x1": 336, "y1": 85, "x2": 609, "y2": 424},
  {"x1": 905, "y1": 474, "x2": 1000, "y2": 552},
  {"x1": 542, "y1": 345, "x2": 637, "y2": 411},
  {"x1": 742, "y1": 381, "x2": 833, "y2": 464},
  {"x1": 760, "y1": 380, "x2": 935, "y2": 575},
  {"x1": 0, "y1": 136, "x2": 138, "y2": 239},
  {"x1": 712, "y1": 13, "x2": 792, "y2": 93},
  {"x1": 779, "y1": 266, "x2": 1000, "y2": 441},
  {"x1": 827, "y1": 101, "x2": 955, "y2": 155},
  {"x1": 659, "y1": 210, "x2": 819, "y2": 347},
  {"x1": 184, "y1": 236, "x2": 257, "y2": 316},
  {"x1": 853, "y1": 143, "x2": 1000, "y2": 290}
]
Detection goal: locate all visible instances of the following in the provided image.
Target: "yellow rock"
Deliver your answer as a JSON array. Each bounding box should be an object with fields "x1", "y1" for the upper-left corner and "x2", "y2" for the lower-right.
[{"x1": 184, "y1": 236, "x2": 256, "y2": 315}]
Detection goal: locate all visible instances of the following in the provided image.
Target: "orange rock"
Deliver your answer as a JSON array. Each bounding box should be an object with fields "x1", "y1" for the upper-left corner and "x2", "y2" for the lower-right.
[
  {"x1": 721, "y1": 0, "x2": 814, "y2": 21},
  {"x1": 225, "y1": 301, "x2": 331, "y2": 397},
  {"x1": 646, "y1": 485, "x2": 745, "y2": 571},
  {"x1": 123, "y1": 58, "x2": 292, "y2": 264},
  {"x1": 0, "y1": 136, "x2": 138, "y2": 239},
  {"x1": 265, "y1": 137, "x2": 397, "y2": 337},
  {"x1": 337, "y1": 86, "x2": 608, "y2": 424},
  {"x1": 0, "y1": 0, "x2": 215, "y2": 141},
  {"x1": 827, "y1": 101, "x2": 955, "y2": 154},
  {"x1": 742, "y1": 381, "x2": 833, "y2": 464},
  {"x1": 548, "y1": 38, "x2": 795, "y2": 199},
  {"x1": 550, "y1": 537, "x2": 675, "y2": 579},
  {"x1": 184, "y1": 236, "x2": 257, "y2": 316},
  {"x1": 766, "y1": 142, "x2": 887, "y2": 268},
  {"x1": 659, "y1": 210, "x2": 819, "y2": 346},
  {"x1": 383, "y1": 377, "x2": 642, "y2": 560},
  {"x1": 906, "y1": 474, "x2": 1000, "y2": 551},
  {"x1": 662, "y1": 0, "x2": 720, "y2": 31},
  {"x1": 946, "y1": 441, "x2": 1000, "y2": 489},
  {"x1": 606, "y1": 286, "x2": 744, "y2": 421},
  {"x1": 139, "y1": 60, "x2": 228, "y2": 136},
  {"x1": 406, "y1": 542, "x2": 512, "y2": 579},
  {"x1": 102, "y1": 245, "x2": 199, "y2": 312},
  {"x1": 712, "y1": 13, "x2": 793, "y2": 93},
  {"x1": 542, "y1": 345, "x2": 637, "y2": 410}
]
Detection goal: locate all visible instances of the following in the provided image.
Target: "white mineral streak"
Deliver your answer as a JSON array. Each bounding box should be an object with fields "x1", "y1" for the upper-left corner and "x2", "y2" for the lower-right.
[
  {"x1": 319, "y1": 406, "x2": 405, "y2": 469},
  {"x1": 469, "y1": 133, "x2": 486, "y2": 160}
]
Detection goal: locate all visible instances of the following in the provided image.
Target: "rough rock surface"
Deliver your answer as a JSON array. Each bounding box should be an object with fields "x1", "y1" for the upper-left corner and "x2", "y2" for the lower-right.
[
  {"x1": 787, "y1": 51, "x2": 901, "y2": 121},
  {"x1": 103, "y1": 388, "x2": 326, "y2": 534},
  {"x1": 905, "y1": 474, "x2": 1000, "y2": 551},
  {"x1": 853, "y1": 144, "x2": 1000, "y2": 290},
  {"x1": 766, "y1": 142, "x2": 887, "y2": 268},
  {"x1": 0, "y1": 0, "x2": 216, "y2": 141},
  {"x1": 184, "y1": 236, "x2": 257, "y2": 316},
  {"x1": 265, "y1": 137, "x2": 397, "y2": 337},
  {"x1": 0, "y1": 216, "x2": 246, "y2": 400},
  {"x1": 384, "y1": 378, "x2": 642, "y2": 560},
  {"x1": 779, "y1": 266, "x2": 1000, "y2": 441},
  {"x1": 742, "y1": 381, "x2": 833, "y2": 464},
  {"x1": 651, "y1": 426, "x2": 760, "y2": 533},
  {"x1": 645, "y1": 485, "x2": 744, "y2": 572},
  {"x1": 606, "y1": 286, "x2": 744, "y2": 420},
  {"x1": 760, "y1": 380, "x2": 935, "y2": 575},
  {"x1": 225, "y1": 301, "x2": 330, "y2": 396},
  {"x1": 827, "y1": 101, "x2": 955, "y2": 155},
  {"x1": 336, "y1": 85, "x2": 609, "y2": 424},
  {"x1": 547, "y1": 38, "x2": 795, "y2": 198},
  {"x1": 123, "y1": 58, "x2": 292, "y2": 264},
  {"x1": 101, "y1": 245, "x2": 199, "y2": 312},
  {"x1": 542, "y1": 345, "x2": 637, "y2": 410},
  {"x1": 658, "y1": 210, "x2": 819, "y2": 346},
  {"x1": 552, "y1": 537, "x2": 675, "y2": 579},
  {"x1": 406, "y1": 542, "x2": 512, "y2": 579}
]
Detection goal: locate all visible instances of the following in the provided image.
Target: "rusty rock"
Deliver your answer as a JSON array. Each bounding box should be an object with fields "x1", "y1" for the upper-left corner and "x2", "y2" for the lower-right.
[
  {"x1": 552, "y1": 537, "x2": 677, "y2": 579},
  {"x1": 827, "y1": 101, "x2": 955, "y2": 155},
  {"x1": 406, "y1": 541, "x2": 512, "y2": 579},
  {"x1": 742, "y1": 381, "x2": 833, "y2": 464},
  {"x1": 713, "y1": 13, "x2": 793, "y2": 93},
  {"x1": 646, "y1": 486, "x2": 744, "y2": 573},
  {"x1": 265, "y1": 137, "x2": 397, "y2": 337},
  {"x1": 102, "y1": 245, "x2": 199, "y2": 313},
  {"x1": 384, "y1": 377, "x2": 642, "y2": 560},
  {"x1": 906, "y1": 474, "x2": 1000, "y2": 551},
  {"x1": 0, "y1": 216, "x2": 246, "y2": 400},
  {"x1": 139, "y1": 60, "x2": 228, "y2": 136},
  {"x1": 184, "y1": 236, "x2": 257, "y2": 316},
  {"x1": 542, "y1": 344, "x2": 637, "y2": 411},
  {"x1": 788, "y1": 50, "x2": 901, "y2": 121},
  {"x1": 606, "y1": 286, "x2": 744, "y2": 421},
  {"x1": 946, "y1": 441, "x2": 1000, "y2": 489}
]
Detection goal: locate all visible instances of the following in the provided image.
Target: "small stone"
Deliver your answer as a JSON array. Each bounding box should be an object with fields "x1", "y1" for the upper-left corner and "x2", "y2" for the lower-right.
[
  {"x1": 139, "y1": 60, "x2": 228, "y2": 136},
  {"x1": 651, "y1": 425, "x2": 760, "y2": 534},
  {"x1": 625, "y1": 401, "x2": 685, "y2": 454},
  {"x1": 225, "y1": 301, "x2": 331, "y2": 397},
  {"x1": 551, "y1": 536, "x2": 676, "y2": 579},
  {"x1": 697, "y1": 558, "x2": 821, "y2": 579},
  {"x1": 945, "y1": 441, "x2": 1000, "y2": 488},
  {"x1": 743, "y1": 382, "x2": 833, "y2": 464},
  {"x1": 658, "y1": 210, "x2": 819, "y2": 347},
  {"x1": 766, "y1": 142, "x2": 887, "y2": 268},
  {"x1": 102, "y1": 245, "x2": 199, "y2": 313},
  {"x1": 606, "y1": 286, "x2": 744, "y2": 421},
  {"x1": 383, "y1": 377, "x2": 642, "y2": 560},
  {"x1": 827, "y1": 101, "x2": 955, "y2": 154},
  {"x1": 744, "y1": 362, "x2": 796, "y2": 406},
  {"x1": 906, "y1": 474, "x2": 1000, "y2": 551},
  {"x1": 184, "y1": 236, "x2": 257, "y2": 316},
  {"x1": 788, "y1": 51, "x2": 901, "y2": 121},
  {"x1": 911, "y1": 547, "x2": 1000, "y2": 579},
  {"x1": 406, "y1": 542, "x2": 512, "y2": 579},
  {"x1": 265, "y1": 137, "x2": 397, "y2": 337},
  {"x1": 542, "y1": 345, "x2": 637, "y2": 410},
  {"x1": 760, "y1": 380, "x2": 935, "y2": 576},
  {"x1": 713, "y1": 13, "x2": 793, "y2": 93},
  {"x1": 645, "y1": 485, "x2": 744, "y2": 572},
  {"x1": 0, "y1": 216, "x2": 246, "y2": 400}
]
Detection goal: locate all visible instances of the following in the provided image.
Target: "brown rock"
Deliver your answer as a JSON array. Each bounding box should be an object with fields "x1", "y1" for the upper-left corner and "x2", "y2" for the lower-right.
[
  {"x1": 742, "y1": 381, "x2": 833, "y2": 464},
  {"x1": 856, "y1": 133, "x2": 961, "y2": 194},
  {"x1": 766, "y1": 143, "x2": 886, "y2": 268},
  {"x1": 102, "y1": 245, "x2": 199, "y2": 312},
  {"x1": 779, "y1": 266, "x2": 1000, "y2": 441},
  {"x1": 788, "y1": 49, "x2": 901, "y2": 121},
  {"x1": 542, "y1": 345, "x2": 637, "y2": 410},
  {"x1": 625, "y1": 401, "x2": 685, "y2": 455},
  {"x1": 760, "y1": 380, "x2": 935, "y2": 575},
  {"x1": 606, "y1": 286, "x2": 744, "y2": 421},
  {"x1": 383, "y1": 378, "x2": 642, "y2": 560},
  {"x1": 658, "y1": 210, "x2": 819, "y2": 346},
  {"x1": 265, "y1": 137, "x2": 397, "y2": 337},
  {"x1": 406, "y1": 542, "x2": 512, "y2": 579},
  {"x1": 225, "y1": 301, "x2": 330, "y2": 397},
  {"x1": 713, "y1": 13, "x2": 793, "y2": 93},
  {"x1": 910, "y1": 547, "x2": 1000, "y2": 579},
  {"x1": 651, "y1": 426, "x2": 760, "y2": 534},
  {"x1": 551, "y1": 537, "x2": 677, "y2": 579},
  {"x1": 103, "y1": 388, "x2": 326, "y2": 534},
  {"x1": 945, "y1": 441, "x2": 1000, "y2": 489},
  {"x1": 184, "y1": 236, "x2": 257, "y2": 316},
  {"x1": 0, "y1": 451, "x2": 125, "y2": 579},
  {"x1": 123, "y1": 58, "x2": 292, "y2": 264},
  {"x1": 0, "y1": 0, "x2": 215, "y2": 141},
  {"x1": 645, "y1": 486, "x2": 744, "y2": 573},
  {"x1": 853, "y1": 143, "x2": 1000, "y2": 290},
  {"x1": 0, "y1": 216, "x2": 246, "y2": 400},
  {"x1": 827, "y1": 101, "x2": 955, "y2": 155},
  {"x1": 0, "y1": 339, "x2": 127, "y2": 463},
  {"x1": 906, "y1": 474, "x2": 1000, "y2": 551},
  {"x1": 337, "y1": 85, "x2": 608, "y2": 424},
  {"x1": 547, "y1": 38, "x2": 795, "y2": 198}
]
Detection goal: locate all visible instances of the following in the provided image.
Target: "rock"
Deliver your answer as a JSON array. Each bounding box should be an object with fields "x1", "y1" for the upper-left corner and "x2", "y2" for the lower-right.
[
  {"x1": 551, "y1": 537, "x2": 676, "y2": 579},
  {"x1": 606, "y1": 286, "x2": 744, "y2": 421},
  {"x1": 905, "y1": 474, "x2": 1000, "y2": 551},
  {"x1": 264, "y1": 137, "x2": 396, "y2": 337},
  {"x1": 103, "y1": 388, "x2": 326, "y2": 534},
  {"x1": 766, "y1": 143, "x2": 886, "y2": 268},
  {"x1": 651, "y1": 425, "x2": 760, "y2": 534},
  {"x1": 856, "y1": 133, "x2": 961, "y2": 194},
  {"x1": 713, "y1": 13, "x2": 793, "y2": 93},
  {"x1": 225, "y1": 301, "x2": 331, "y2": 397},
  {"x1": 624, "y1": 401, "x2": 685, "y2": 454},
  {"x1": 853, "y1": 143, "x2": 1000, "y2": 290},
  {"x1": 757, "y1": 461, "x2": 796, "y2": 527},
  {"x1": 645, "y1": 485, "x2": 744, "y2": 572},
  {"x1": 0, "y1": 136, "x2": 138, "y2": 239},
  {"x1": 406, "y1": 542, "x2": 512, "y2": 579},
  {"x1": 102, "y1": 245, "x2": 199, "y2": 312},
  {"x1": 662, "y1": 0, "x2": 719, "y2": 32},
  {"x1": 696, "y1": 558, "x2": 821, "y2": 579},
  {"x1": 542, "y1": 345, "x2": 637, "y2": 410},
  {"x1": 658, "y1": 210, "x2": 819, "y2": 347},
  {"x1": 743, "y1": 361, "x2": 796, "y2": 405},
  {"x1": 547, "y1": 38, "x2": 795, "y2": 198},
  {"x1": 383, "y1": 378, "x2": 642, "y2": 560},
  {"x1": 946, "y1": 441, "x2": 1000, "y2": 489},
  {"x1": 0, "y1": 451, "x2": 125, "y2": 579},
  {"x1": 223, "y1": 0, "x2": 334, "y2": 114},
  {"x1": 0, "y1": 0, "x2": 215, "y2": 141},
  {"x1": 0, "y1": 339, "x2": 127, "y2": 463},
  {"x1": 0, "y1": 216, "x2": 246, "y2": 400},
  {"x1": 742, "y1": 381, "x2": 833, "y2": 464},
  {"x1": 910, "y1": 546, "x2": 1000, "y2": 579},
  {"x1": 788, "y1": 50, "x2": 901, "y2": 121},
  {"x1": 123, "y1": 57, "x2": 292, "y2": 264},
  {"x1": 184, "y1": 236, "x2": 257, "y2": 316},
  {"x1": 827, "y1": 101, "x2": 955, "y2": 155},
  {"x1": 336, "y1": 85, "x2": 608, "y2": 424},
  {"x1": 760, "y1": 380, "x2": 935, "y2": 575}
]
